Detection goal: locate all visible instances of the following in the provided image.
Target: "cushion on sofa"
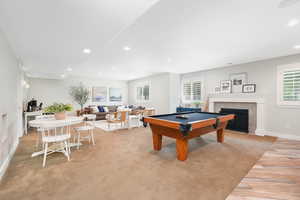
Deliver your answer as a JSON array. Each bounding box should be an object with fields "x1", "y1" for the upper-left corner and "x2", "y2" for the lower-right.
[
  {"x1": 90, "y1": 106, "x2": 98, "y2": 113},
  {"x1": 108, "y1": 106, "x2": 118, "y2": 112},
  {"x1": 97, "y1": 106, "x2": 105, "y2": 112},
  {"x1": 103, "y1": 107, "x2": 109, "y2": 112}
]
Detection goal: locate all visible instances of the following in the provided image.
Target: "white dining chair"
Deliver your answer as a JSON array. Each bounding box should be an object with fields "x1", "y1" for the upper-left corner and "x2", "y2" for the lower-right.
[
  {"x1": 129, "y1": 111, "x2": 142, "y2": 127},
  {"x1": 106, "y1": 110, "x2": 130, "y2": 129},
  {"x1": 74, "y1": 114, "x2": 96, "y2": 149},
  {"x1": 40, "y1": 123, "x2": 71, "y2": 167},
  {"x1": 35, "y1": 115, "x2": 55, "y2": 149}
]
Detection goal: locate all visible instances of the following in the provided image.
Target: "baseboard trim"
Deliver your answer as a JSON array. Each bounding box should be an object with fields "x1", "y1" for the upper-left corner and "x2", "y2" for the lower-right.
[
  {"x1": 0, "y1": 139, "x2": 19, "y2": 181},
  {"x1": 262, "y1": 131, "x2": 300, "y2": 141},
  {"x1": 255, "y1": 129, "x2": 266, "y2": 136}
]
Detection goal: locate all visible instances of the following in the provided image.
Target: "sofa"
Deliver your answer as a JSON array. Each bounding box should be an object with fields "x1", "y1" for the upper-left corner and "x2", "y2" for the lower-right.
[
  {"x1": 90, "y1": 105, "x2": 119, "y2": 120},
  {"x1": 79, "y1": 105, "x2": 146, "y2": 120}
]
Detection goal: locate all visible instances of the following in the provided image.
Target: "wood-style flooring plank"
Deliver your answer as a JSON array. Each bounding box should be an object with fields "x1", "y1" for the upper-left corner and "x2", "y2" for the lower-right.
[{"x1": 226, "y1": 138, "x2": 300, "y2": 200}]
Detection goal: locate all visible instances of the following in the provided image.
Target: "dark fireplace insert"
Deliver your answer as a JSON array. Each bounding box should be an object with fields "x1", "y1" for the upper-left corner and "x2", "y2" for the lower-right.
[{"x1": 219, "y1": 108, "x2": 249, "y2": 133}]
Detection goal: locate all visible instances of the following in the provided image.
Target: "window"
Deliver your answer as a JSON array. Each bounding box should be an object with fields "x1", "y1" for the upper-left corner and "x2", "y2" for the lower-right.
[
  {"x1": 278, "y1": 63, "x2": 300, "y2": 106},
  {"x1": 136, "y1": 84, "x2": 150, "y2": 101},
  {"x1": 182, "y1": 80, "x2": 202, "y2": 102}
]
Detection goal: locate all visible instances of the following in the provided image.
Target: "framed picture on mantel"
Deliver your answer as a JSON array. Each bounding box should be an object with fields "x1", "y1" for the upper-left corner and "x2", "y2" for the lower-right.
[
  {"x1": 230, "y1": 72, "x2": 248, "y2": 93},
  {"x1": 220, "y1": 80, "x2": 232, "y2": 93},
  {"x1": 242, "y1": 84, "x2": 256, "y2": 93}
]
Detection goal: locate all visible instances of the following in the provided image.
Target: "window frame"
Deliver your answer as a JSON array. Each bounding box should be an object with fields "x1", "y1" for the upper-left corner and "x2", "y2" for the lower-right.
[
  {"x1": 277, "y1": 63, "x2": 300, "y2": 106},
  {"x1": 135, "y1": 81, "x2": 151, "y2": 102},
  {"x1": 181, "y1": 79, "x2": 203, "y2": 103}
]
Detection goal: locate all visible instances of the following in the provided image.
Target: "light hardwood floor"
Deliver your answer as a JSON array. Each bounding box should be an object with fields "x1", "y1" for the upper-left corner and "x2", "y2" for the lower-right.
[{"x1": 226, "y1": 138, "x2": 300, "y2": 200}]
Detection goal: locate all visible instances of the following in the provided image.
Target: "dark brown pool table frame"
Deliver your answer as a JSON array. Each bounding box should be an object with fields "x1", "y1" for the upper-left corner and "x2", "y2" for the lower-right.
[{"x1": 142, "y1": 112, "x2": 234, "y2": 161}]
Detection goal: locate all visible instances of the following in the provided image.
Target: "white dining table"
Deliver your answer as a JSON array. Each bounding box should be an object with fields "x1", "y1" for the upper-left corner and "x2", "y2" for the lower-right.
[{"x1": 29, "y1": 116, "x2": 84, "y2": 157}]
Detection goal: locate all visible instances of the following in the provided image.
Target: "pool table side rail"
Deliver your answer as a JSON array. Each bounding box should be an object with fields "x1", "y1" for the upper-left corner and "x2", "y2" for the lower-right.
[
  {"x1": 143, "y1": 113, "x2": 235, "y2": 130},
  {"x1": 143, "y1": 116, "x2": 182, "y2": 129}
]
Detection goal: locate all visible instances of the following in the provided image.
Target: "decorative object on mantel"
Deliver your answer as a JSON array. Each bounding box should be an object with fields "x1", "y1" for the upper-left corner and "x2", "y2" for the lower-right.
[
  {"x1": 243, "y1": 84, "x2": 256, "y2": 93},
  {"x1": 91, "y1": 86, "x2": 107, "y2": 102},
  {"x1": 44, "y1": 103, "x2": 73, "y2": 120},
  {"x1": 214, "y1": 86, "x2": 221, "y2": 94},
  {"x1": 69, "y1": 82, "x2": 90, "y2": 111},
  {"x1": 193, "y1": 101, "x2": 201, "y2": 108},
  {"x1": 229, "y1": 72, "x2": 248, "y2": 93},
  {"x1": 220, "y1": 80, "x2": 232, "y2": 93}
]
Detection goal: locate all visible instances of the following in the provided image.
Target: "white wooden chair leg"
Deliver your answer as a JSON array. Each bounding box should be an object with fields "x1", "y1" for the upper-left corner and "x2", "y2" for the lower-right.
[
  {"x1": 91, "y1": 131, "x2": 95, "y2": 145},
  {"x1": 65, "y1": 141, "x2": 70, "y2": 161},
  {"x1": 43, "y1": 142, "x2": 48, "y2": 168},
  {"x1": 77, "y1": 132, "x2": 81, "y2": 150},
  {"x1": 66, "y1": 139, "x2": 70, "y2": 155}
]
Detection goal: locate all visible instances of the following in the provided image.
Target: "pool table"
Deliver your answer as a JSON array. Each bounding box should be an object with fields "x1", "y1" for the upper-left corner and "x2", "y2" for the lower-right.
[{"x1": 142, "y1": 112, "x2": 234, "y2": 161}]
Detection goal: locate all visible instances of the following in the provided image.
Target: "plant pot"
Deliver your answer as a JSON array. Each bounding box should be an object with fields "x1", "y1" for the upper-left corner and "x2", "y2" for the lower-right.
[{"x1": 55, "y1": 112, "x2": 66, "y2": 120}]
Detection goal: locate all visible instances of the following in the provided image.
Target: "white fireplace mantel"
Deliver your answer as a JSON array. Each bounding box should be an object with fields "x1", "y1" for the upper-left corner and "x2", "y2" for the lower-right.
[{"x1": 209, "y1": 97, "x2": 265, "y2": 136}]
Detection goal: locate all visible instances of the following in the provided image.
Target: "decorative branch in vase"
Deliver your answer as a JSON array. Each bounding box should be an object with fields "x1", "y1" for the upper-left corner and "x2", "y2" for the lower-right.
[
  {"x1": 69, "y1": 82, "x2": 90, "y2": 112},
  {"x1": 44, "y1": 103, "x2": 72, "y2": 120}
]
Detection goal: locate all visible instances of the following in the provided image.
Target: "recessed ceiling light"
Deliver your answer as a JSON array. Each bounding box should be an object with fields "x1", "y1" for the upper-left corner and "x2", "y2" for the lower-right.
[
  {"x1": 66, "y1": 67, "x2": 72, "y2": 71},
  {"x1": 294, "y1": 45, "x2": 300, "y2": 49},
  {"x1": 123, "y1": 46, "x2": 131, "y2": 51},
  {"x1": 83, "y1": 48, "x2": 91, "y2": 54},
  {"x1": 287, "y1": 19, "x2": 299, "y2": 27},
  {"x1": 61, "y1": 74, "x2": 65, "y2": 78}
]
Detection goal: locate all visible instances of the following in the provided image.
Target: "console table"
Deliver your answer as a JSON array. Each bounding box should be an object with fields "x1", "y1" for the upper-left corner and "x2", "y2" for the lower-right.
[{"x1": 24, "y1": 111, "x2": 43, "y2": 135}]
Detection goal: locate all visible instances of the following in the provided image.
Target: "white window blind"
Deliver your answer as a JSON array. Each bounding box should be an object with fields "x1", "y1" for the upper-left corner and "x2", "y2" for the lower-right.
[
  {"x1": 136, "y1": 84, "x2": 150, "y2": 101},
  {"x1": 283, "y1": 69, "x2": 300, "y2": 101},
  {"x1": 137, "y1": 87, "x2": 143, "y2": 100},
  {"x1": 183, "y1": 82, "x2": 192, "y2": 101},
  {"x1": 192, "y1": 81, "x2": 201, "y2": 101},
  {"x1": 183, "y1": 81, "x2": 201, "y2": 101}
]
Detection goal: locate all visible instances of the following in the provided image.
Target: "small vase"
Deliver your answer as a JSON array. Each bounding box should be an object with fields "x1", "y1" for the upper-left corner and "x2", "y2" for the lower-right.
[{"x1": 55, "y1": 112, "x2": 66, "y2": 120}]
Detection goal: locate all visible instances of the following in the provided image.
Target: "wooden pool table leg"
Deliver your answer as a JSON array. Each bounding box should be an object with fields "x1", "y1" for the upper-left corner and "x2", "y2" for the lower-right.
[
  {"x1": 152, "y1": 133, "x2": 162, "y2": 151},
  {"x1": 217, "y1": 128, "x2": 224, "y2": 143},
  {"x1": 176, "y1": 139, "x2": 188, "y2": 161}
]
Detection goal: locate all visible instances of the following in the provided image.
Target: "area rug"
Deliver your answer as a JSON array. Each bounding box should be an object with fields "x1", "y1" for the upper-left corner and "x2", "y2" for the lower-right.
[
  {"x1": 0, "y1": 127, "x2": 275, "y2": 200},
  {"x1": 93, "y1": 120, "x2": 140, "y2": 131}
]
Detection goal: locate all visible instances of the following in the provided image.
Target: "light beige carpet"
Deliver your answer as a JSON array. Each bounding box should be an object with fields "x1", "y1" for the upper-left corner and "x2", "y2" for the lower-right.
[{"x1": 0, "y1": 126, "x2": 275, "y2": 200}]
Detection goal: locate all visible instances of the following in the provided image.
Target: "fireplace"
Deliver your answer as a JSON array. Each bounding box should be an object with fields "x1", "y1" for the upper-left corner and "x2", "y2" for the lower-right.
[
  {"x1": 220, "y1": 108, "x2": 249, "y2": 133},
  {"x1": 209, "y1": 97, "x2": 265, "y2": 135}
]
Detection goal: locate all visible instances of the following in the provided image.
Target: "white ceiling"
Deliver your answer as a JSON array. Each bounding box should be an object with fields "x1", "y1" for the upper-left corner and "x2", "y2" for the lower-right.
[{"x1": 0, "y1": 0, "x2": 300, "y2": 80}]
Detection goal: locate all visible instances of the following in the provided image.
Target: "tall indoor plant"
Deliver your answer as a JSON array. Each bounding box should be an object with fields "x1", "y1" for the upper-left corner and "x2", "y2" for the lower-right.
[
  {"x1": 44, "y1": 103, "x2": 72, "y2": 120},
  {"x1": 69, "y1": 82, "x2": 90, "y2": 111}
]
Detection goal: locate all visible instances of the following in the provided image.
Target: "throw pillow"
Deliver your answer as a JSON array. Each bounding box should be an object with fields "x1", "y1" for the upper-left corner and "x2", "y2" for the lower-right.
[
  {"x1": 103, "y1": 107, "x2": 109, "y2": 112},
  {"x1": 97, "y1": 106, "x2": 105, "y2": 112}
]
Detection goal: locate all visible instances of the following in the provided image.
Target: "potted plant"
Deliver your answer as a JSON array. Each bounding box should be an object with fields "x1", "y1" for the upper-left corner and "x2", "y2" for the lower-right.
[
  {"x1": 193, "y1": 101, "x2": 202, "y2": 108},
  {"x1": 44, "y1": 103, "x2": 73, "y2": 120},
  {"x1": 69, "y1": 82, "x2": 90, "y2": 112}
]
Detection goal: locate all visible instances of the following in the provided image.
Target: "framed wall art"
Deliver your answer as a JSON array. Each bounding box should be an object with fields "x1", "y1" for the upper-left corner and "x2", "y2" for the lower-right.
[
  {"x1": 109, "y1": 88, "x2": 122, "y2": 102},
  {"x1": 242, "y1": 84, "x2": 256, "y2": 93},
  {"x1": 230, "y1": 72, "x2": 248, "y2": 93},
  {"x1": 91, "y1": 87, "x2": 107, "y2": 102},
  {"x1": 220, "y1": 80, "x2": 232, "y2": 93}
]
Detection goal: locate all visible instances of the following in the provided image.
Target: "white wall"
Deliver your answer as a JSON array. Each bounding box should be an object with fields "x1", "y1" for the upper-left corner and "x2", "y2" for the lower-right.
[
  {"x1": 128, "y1": 73, "x2": 180, "y2": 114},
  {"x1": 0, "y1": 30, "x2": 22, "y2": 180},
  {"x1": 181, "y1": 54, "x2": 300, "y2": 139},
  {"x1": 28, "y1": 77, "x2": 128, "y2": 111},
  {"x1": 169, "y1": 73, "x2": 181, "y2": 113}
]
